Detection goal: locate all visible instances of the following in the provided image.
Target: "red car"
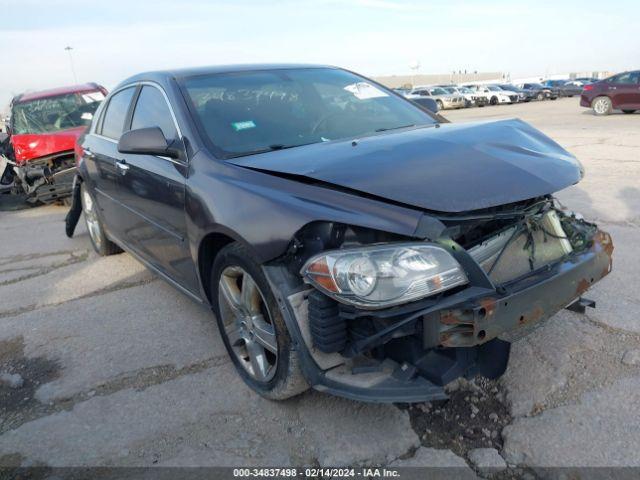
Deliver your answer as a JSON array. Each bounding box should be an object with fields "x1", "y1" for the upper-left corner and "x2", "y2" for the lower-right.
[
  {"x1": 580, "y1": 70, "x2": 640, "y2": 116},
  {"x1": 0, "y1": 83, "x2": 107, "y2": 203}
]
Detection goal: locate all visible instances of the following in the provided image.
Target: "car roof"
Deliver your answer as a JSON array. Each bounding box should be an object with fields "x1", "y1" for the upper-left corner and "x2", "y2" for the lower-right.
[
  {"x1": 117, "y1": 63, "x2": 335, "y2": 86},
  {"x1": 13, "y1": 83, "x2": 103, "y2": 104}
]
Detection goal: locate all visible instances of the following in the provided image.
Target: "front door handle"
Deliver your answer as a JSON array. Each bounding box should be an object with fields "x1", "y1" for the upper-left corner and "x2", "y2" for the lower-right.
[{"x1": 116, "y1": 159, "x2": 130, "y2": 174}]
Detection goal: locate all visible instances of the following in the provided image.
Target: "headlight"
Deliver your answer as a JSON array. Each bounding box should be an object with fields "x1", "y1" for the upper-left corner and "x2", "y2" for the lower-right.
[{"x1": 301, "y1": 243, "x2": 468, "y2": 309}]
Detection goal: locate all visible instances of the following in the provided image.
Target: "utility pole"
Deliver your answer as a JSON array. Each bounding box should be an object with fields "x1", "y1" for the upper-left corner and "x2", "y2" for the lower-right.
[
  {"x1": 409, "y1": 61, "x2": 420, "y2": 88},
  {"x1": 65, "y1": 46, "x2": 78, "y2": 84}
]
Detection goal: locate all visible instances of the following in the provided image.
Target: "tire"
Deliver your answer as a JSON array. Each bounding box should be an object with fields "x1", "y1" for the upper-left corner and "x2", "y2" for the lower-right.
[
  {"x1": 536, "y1": 92, "x2": 544, "y2": 101},
  {"x1": 490, "y1": 96, "x2": 498, "y2": 105},
  {"x1": 623, "y1": 110, "x2": 636, "y2": 114},
  {"x1": 436, "y1": 100, "x2": 443, "y2": 111},
  {"x1": 80, "y1": 183, "x2": 122, "y2": 256},
  {"x1": 592, "y1": 96, "x2": 612, "y2": 116},
  {"x1": 211, "y1": 242, "x2": 309, "y2": 400}
]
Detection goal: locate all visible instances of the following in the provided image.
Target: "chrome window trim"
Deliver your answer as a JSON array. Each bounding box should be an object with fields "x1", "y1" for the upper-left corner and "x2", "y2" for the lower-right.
[
  {"x1": 89, "y1": 80, "x2": 188, "y2": 166},
  {"x1": 91, "y1": 81, "x2": 183, "y2": 139},
  {"x1": 93, "y1": 85, "x2": 136, "y2": 138}
]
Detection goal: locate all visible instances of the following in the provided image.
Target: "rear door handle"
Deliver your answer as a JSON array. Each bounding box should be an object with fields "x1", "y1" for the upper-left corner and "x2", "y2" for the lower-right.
[
  {"x1": 609, "y1": 87, "x2": 617, "y2": 90},
  {"x1": 116, "y1": 159, "x2": 130, "y2": 174}
]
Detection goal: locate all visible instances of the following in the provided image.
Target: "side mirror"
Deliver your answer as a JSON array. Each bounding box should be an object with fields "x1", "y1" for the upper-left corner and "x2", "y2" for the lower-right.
[
  {"x1": 413, "y1": 97, "x2": 439, "y2": 113},
  {"x1": 118, "y1": 127, "x2": 180, "y2": 159}
]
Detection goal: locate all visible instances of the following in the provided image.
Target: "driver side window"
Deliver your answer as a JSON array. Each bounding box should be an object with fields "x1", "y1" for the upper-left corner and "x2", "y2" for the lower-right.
[{"x1": 130, "y1": 86, "x2": 178, "y2": 141}]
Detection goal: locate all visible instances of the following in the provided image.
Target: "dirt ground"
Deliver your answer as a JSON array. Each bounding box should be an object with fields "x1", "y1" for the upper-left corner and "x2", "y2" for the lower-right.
[{"x1": 0, "y1": 97, "x2": 638, "y2": 478}]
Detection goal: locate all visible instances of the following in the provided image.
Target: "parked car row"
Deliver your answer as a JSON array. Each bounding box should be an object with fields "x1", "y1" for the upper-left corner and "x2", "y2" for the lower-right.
[
  {"x1": 398, "y1": 81, "x2": 565, "y2": 110},
  {"x1": 392, "y1": 75, "x2": 615, "y2": 112}
]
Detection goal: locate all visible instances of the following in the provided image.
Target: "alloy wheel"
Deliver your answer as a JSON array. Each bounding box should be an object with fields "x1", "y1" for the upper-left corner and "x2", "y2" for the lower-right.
[
  {"x1": 81, "y1": 188, "x2": 102, "y2": 250},
  {"x1": 594, "y1": 98, "x2": 610, "y2": 115},
  {"x1": 218, "y1": 266, "x2": 278, "y2": 382}
]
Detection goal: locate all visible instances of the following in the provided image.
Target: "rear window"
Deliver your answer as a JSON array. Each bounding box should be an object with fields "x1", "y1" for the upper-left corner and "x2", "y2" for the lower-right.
[
  {"x1": 180, "y1": 68, "x2": 436, "y2": 158},
  {"x1": 11, "y1": 91, "x2": 105, "y2": 135}
]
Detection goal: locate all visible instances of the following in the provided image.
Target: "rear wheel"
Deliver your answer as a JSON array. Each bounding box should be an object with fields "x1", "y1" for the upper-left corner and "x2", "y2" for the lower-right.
[
  {"x1": 623, "y1": 109, "x2": 636, "y2": 114},
  {"x1": 211, "y1": 243, "x2": 309, "y2": 400},
  {"x1": 592, "y1": 96, "x2": 612, "y2": 116},
  {"x1": 80, "y1": 183, "x2": 122, "y2": 256}
]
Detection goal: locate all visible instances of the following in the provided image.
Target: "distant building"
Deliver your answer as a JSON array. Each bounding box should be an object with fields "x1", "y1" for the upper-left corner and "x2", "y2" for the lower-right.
[{"x1": 373, "y1": 72, "x2": 504, "y2": 89}]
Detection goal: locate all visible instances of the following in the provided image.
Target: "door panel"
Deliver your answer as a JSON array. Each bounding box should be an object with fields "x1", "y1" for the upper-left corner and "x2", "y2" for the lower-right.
[
  {"x1": 110, "y1": 84, "x2": 199, "y2": 293},
  {"x1": 607, "y1": 72, "x2": 640, "y2": 108},
  {"x1": 83, "y1": 135, "x2": 129, "y2": 238},
  {"x1": 116, "y1": 154, "x2": 197, "y2": 291},
  {"x1": 83, "y1": 86, "x2": 137, "y2": 240}
]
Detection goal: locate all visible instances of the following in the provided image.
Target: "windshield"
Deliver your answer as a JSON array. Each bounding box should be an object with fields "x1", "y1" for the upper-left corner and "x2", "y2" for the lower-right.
[
  {"x1": 428, "y1": 88, "x2": 448, "y2": 96},
  {"x1": 458, "y1": 87, "x2": 472, "y2": 94},
  {"x1": 181, "y1": 68, "x2": 436, "y2": 158},
  {"x1": 444, "y1": 87, "x2": 456, "y2": 94},
  {"x1": 487, "y1": 86, "x2": 502, "y2": 92},
  {"x1": 11, "y1": 91, "x2": 105, "y2": 135}
]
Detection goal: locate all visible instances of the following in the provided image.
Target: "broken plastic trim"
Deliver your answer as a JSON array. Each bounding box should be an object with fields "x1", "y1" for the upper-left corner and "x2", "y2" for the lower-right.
[{"x1": 340, "y1": 222, "x2": 612, "y2": 355}]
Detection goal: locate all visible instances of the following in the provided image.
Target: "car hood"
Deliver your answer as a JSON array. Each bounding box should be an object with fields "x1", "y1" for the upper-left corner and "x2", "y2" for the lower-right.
[
  {"x1": 228, "y1": 118, "x2": 583, "y2": 213},
  {"x1": 11, "y1": 126, "x2": 86, "y2": 164}
]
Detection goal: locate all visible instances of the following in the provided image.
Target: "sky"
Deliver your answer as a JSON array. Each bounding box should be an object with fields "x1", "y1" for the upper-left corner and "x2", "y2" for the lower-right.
[{"x1": 1, "y1": 0, "x2": 639, "y2": 111}]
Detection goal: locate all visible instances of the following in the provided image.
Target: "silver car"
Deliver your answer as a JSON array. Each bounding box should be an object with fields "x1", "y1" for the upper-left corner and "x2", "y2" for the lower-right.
[{"x1": 409, "y1": 86, "x2": 465, "y2": 110}]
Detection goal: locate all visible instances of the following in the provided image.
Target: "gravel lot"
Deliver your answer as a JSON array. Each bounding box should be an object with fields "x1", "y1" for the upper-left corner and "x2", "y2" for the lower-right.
[{"x1": 0, "y1": 98, "x2": 638, "y2": 476}]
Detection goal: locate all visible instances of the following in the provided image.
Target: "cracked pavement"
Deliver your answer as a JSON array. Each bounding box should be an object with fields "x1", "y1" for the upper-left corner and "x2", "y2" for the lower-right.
[{"x1": 0, "y1": 98, "x2": 638, "y2": 475}]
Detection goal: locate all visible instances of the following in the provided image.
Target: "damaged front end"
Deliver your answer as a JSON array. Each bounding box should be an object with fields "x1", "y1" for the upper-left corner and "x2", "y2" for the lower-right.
[
  {"x1": 0, "y1": 151, "x2": 76, "y2": 204},
  {"x1": 265, "y1": 198, "x2": 612, "y2": 403}
]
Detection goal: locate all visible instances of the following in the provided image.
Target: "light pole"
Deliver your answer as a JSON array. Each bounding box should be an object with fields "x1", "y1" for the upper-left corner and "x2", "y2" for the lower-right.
[
  {"x1": 409, "y1": 60, "x2": 420, "y2": 88},
  {"x1": 65, "y1": 46, "x2": 78, "y2": 83}
]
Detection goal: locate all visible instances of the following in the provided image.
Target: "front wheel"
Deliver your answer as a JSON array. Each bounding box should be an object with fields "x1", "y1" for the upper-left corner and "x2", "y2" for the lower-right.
[
  {"x1": 211, "y1": 243, "x2": 309, "y2": 400},
  {"x1": 536, "y1": 92, "x2": 544, "y2": 101},
  {"x1": 436, "y1": 100, "x2": 443, "y2": 111},
  {"x1": 80, "y1": 183, "x2": 122, "y2": 256},
  {"x1": 592, "y1": 96, "x2": 612, "y2": 116},
  {"x1": 490, "y1": 96, "x2": 498, "y2": 105}
]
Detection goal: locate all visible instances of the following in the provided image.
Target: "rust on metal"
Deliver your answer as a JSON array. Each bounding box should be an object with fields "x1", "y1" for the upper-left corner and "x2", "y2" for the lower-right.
[
  {"x1": 518, "y1": 305, "x2": 544, "y2": 326},
  {"x1": 478, "y1": 297, "x2": 497, "y2": 317},
  {"x1": 440, "y1": 311, "x2": 460, "y2": 325},
  {"x1": 576, "y1": 278, "x2": 591, "y2": 296},
  {"x1": 593, "y1": 230, "x2": 614, "y2": 258}
]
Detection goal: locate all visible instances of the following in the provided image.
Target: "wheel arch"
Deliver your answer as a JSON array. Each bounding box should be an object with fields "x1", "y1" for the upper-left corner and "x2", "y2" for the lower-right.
[
  {"x1": 591, "y1": 94, "x2": 612, "y2": 104},
  {"x1": 197, "y1": 227, "x2": 256, "y2": 305}
]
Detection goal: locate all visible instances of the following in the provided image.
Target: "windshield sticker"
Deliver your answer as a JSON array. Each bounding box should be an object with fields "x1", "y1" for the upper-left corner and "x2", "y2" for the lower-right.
[
  {"x1": 343, "y1": 82, "x2": 388, "y2": 100},
  {"x1": 231, "y1": 120, "x2": 256, "y2": 131}
]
